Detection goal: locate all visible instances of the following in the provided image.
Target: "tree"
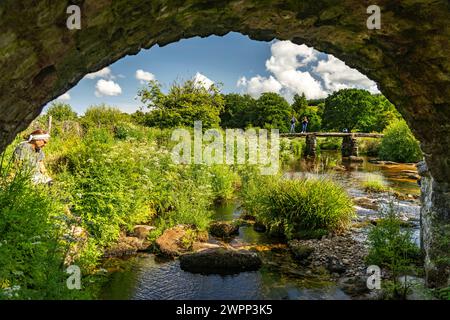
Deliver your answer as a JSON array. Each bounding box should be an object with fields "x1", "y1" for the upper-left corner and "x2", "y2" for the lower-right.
[
  {"x1": 299, "y1": 106, "x2": 322, "y2": 132},
  {"x1": 292, "y1": 94, "x2": 323, "y2": 132},
  {"x1": 322, "y1": 89, "x2": 401, "y2": 132},
  {"x1": 379, "y1": 120, "x2": 422, "y2": 163},
  {"x1": 254, "y1": 92, "x2": 292, "y2": 132},
  {"x1": 137, "y1": 79, "x2": 224, "y2": 128},
  {"x1": 82, "y1": 104, "x2": 130, "y2": 130},
  {"x1": 291, "y1": 93, "x2": 308, "y2": 116},
  {"x1": 220, "y1": 93, "x2": 256, "y2": 128},
  {"x1": 46, "y1": 102, "x2": 78, "y2": 121}
]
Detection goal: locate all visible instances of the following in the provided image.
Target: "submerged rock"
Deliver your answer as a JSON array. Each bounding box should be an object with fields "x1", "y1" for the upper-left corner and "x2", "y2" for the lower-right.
[
  {"x1": 253, "y1": 221, "x2": 267, "y2": 233},
  {"x1": 338, "y1": 276, "x2": 371, "y2": 297},
  {"x1": 209, "y1": 221, "x2": 239, "y2": 238},
  {"x1": 179, "y1": 248, "x2": 262, "y2": 275},
  {"x1": 288, "y1": 241, "x2": 314, "y2": 265}
]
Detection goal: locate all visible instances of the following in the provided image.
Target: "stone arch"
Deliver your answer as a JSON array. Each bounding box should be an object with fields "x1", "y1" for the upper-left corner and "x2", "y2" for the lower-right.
[{"x1": 0, "y1": 0, "x2": 448, "y2": 287}]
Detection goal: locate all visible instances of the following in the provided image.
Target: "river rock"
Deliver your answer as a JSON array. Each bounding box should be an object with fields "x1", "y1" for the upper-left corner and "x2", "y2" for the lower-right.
[
  {"x1": 339, "y1": 276, "x2": 371, "y2": 297},
  {"x1": 369, "y1": 160, "x2": 399, "y2": 165},
  {"x1": 179, "y1": 248, "x2": 262, "y2": 275},
  {"x1": 353, "y1": 197, "x2": 379, "y2": 211},
  {"x1": 326, "y1": 256, "x2": 346, "y2": 274},
  {"x1": 209, "y1": 221, "x2": 239, "y2": 238},
  {"x1": 288, "y1": 241, "x2": 314, "y2": 265},
  {"x1": 130, "y1": 225, "x2": 156, "y2": 240},
  {"x1": 348, "y1": 156, "x2": 364, "y2": 163},
  {"x1": 103, "y1": 234, "x2": 150, "y2": 258},
  {"x1": 155, "y1": 225, "x2": 205, "y2": 257},
  {"x1": 253, "y1": 221, "x2": 267, "y2": 233},
  {"x1": 240, "y1": 214, "x2": 256, "y2": 221}
]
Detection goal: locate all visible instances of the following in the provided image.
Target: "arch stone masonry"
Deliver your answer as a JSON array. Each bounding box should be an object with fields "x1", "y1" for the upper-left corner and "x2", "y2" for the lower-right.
[{"x1": 0, "y1": 0, "x2": 448, "y2": 287}]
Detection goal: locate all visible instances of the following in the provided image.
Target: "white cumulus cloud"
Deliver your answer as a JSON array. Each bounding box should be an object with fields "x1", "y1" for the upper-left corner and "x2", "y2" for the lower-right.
[
  {"x1": 314, "y1": 55, "x2": 380, "y2": 94},
  {"x1": 237, "y1": 75, "x2": 283, "y2": 97},
  {"x1": 56, "y1": 92, "x2": 71, "y2": 101},
  {"x1": 237, "y1": 40, "x2": 379, "y2": 101},
  {"x1": 85, "y1": 67, "x2": 113, "y2": 80},
  {"x1": 95, "y1": 79, "x2": 122, "y2": 97},
  {"x1": 192, "y1": 72, "x2": 214, "y2": 89},
  {"x1": 135, "y1": 69, "x2": 155, "y2": 84}
]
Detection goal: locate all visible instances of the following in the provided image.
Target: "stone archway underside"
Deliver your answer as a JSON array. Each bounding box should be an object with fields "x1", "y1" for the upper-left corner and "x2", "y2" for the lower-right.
[{"x1": 0, "y1": 0, "x2": 449, "y2": 287}]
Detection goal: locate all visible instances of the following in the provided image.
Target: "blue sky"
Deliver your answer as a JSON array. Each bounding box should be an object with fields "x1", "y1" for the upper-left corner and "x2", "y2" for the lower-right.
[{"x1": 48, "y1": 32, "x2": 379, "y2": 115}]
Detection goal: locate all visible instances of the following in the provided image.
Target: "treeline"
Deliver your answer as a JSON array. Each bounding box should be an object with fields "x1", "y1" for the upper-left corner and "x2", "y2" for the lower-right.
[{"x1": 131, "y1": 79, "x2": 401, "y2": 133}]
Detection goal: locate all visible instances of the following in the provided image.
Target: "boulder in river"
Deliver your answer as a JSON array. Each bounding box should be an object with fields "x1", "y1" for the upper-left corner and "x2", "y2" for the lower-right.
[
  {"x1": 209, "y1": 221, "x2": 239, "y2": 238},
  {"x1": 155, "y1": 224, "x2": 206, "y2": 257},
  {"x1": 103, "y1": 233, "x2": 150, "y2": 258},
  {"x1": 179, "y1": 248, "x2": 262, "y2": 275}
]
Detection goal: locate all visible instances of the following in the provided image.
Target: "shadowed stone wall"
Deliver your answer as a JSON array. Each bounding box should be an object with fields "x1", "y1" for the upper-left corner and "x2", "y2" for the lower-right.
[{"x1": 0, "y1": 0, "x2": 448, "y2": 287}]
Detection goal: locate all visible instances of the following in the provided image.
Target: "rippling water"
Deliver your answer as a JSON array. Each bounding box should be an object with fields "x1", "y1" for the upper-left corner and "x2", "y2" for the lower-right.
[{"x1": 101, "y1": 254, "x2": 350, "y2": 300}]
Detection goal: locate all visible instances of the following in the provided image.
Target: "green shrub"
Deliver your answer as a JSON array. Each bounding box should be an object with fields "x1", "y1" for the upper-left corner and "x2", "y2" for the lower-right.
[
  {"x1": 366, "y1": 201, "x2": 422, "y2": 299},
  {"x1": 81, "y1": 105, "x2": 129, "y2": 131},
  {"x1": 63, "y1": 136, "x2": 154, "y2": 248},
  {"x1": 379, "y1": 120, "x2": 422, "y2": 163},
  {"x1": 359, "y1": 138, "x2": 381, "y2": 156},
  {"x1": 208, "y1": 165, "x2": 239, "y2": 202},
  {"x1": 241, "y1": 173, "x2": 355, "y2": 239},
  {"x1": 45, "y1": 102, "x2": 78, "y2": 122},
  {"x1": 0, "y1": 163, "x2": 89, "y2": 299},
  {"x1": 318, "y1": 137, "x2": 341, "y2": 150}
]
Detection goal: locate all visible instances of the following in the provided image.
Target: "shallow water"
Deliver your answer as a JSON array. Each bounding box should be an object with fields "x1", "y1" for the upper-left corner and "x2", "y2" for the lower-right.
[{"x1": 100, "y1": 151, "x2": 421, "y2": 300}]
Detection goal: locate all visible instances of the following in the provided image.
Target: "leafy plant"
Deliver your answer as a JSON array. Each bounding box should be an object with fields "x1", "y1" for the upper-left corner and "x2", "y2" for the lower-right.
[
  {"x1": 366, "y1": 201, "x2": 422, "y2": 299},
  {"x1": 379, "y1": 120, "x2": 422, "y2": 163}
]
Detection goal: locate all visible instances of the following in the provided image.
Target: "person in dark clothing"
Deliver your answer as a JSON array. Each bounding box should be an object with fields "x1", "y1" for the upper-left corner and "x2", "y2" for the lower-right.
[
  {"x1": 301, "y1": 116, "x2": 309, "y2": 133},
  {"x1": 289, "y1": 115, "x2": 297, "y2": 133}
]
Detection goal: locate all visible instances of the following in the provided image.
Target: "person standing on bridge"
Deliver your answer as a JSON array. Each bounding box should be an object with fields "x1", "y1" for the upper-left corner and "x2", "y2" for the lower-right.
[
  {"x1": 301, "y1": 116, "x2": 309, "y2": 133},
  {"x1": 289, "y1": 115, "x2": 297, "y2": 133}
]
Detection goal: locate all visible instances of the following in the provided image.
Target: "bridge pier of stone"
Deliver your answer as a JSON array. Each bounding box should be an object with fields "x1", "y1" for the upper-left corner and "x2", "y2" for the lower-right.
[
  {"x1": 304, "y1": 134, "x2": 317, "y2": 157},
  {"x1": 303, "y1": 133, "x2": 360, "y2": 158},
  {"x1": 341, "y1": 134, "x2": 359, "y2": 158}
]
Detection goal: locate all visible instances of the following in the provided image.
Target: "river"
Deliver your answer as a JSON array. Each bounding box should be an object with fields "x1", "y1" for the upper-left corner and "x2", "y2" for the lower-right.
[{"x1": 100, "y1": 151, "x2": 421, "y2": 300}]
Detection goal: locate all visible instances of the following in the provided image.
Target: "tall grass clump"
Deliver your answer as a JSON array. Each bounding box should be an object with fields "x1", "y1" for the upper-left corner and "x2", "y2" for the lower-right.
[
  {"x1": 379, "y1": 120, "x2": 422, "y2": 163},
  {"x1": 241, "y1": 172, "x2": 355, "y2": 239},
  {"x1": 361, "y1": 173, "x2": 389, "y2": 193}
]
